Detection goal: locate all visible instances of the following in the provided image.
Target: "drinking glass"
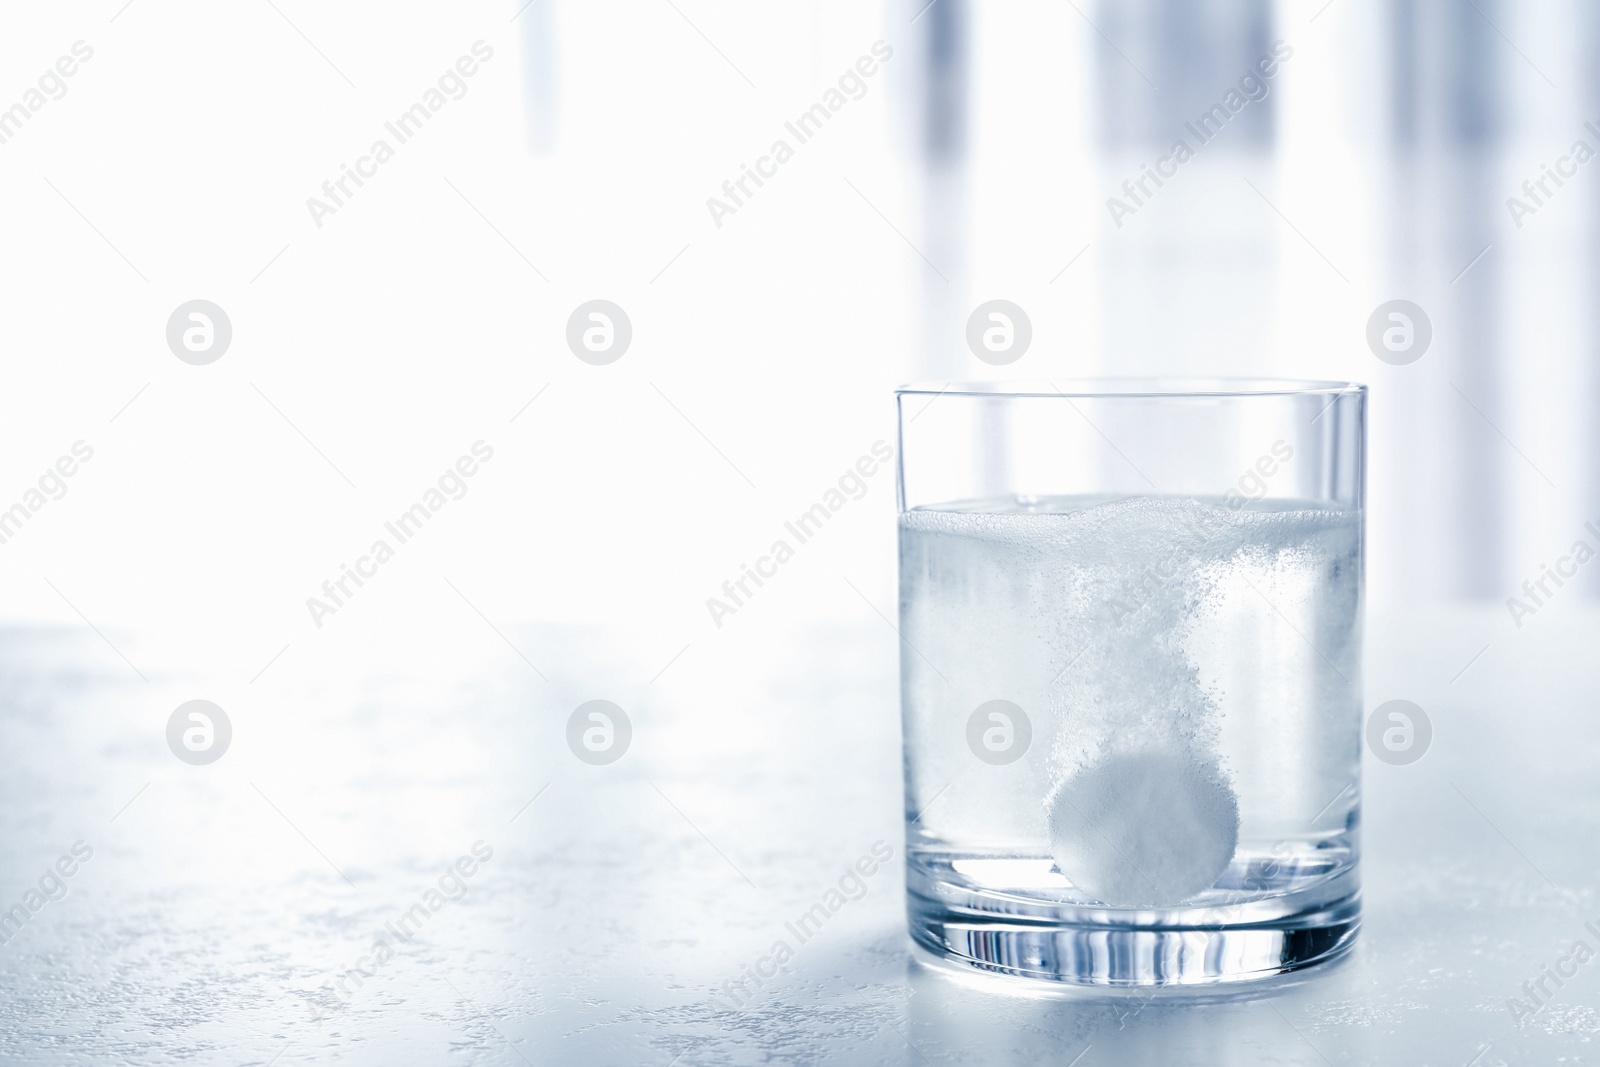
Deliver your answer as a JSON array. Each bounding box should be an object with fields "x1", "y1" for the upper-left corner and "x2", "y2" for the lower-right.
[{"x1": 896, "y1": 379, "x2": 1366, "y2": 986}]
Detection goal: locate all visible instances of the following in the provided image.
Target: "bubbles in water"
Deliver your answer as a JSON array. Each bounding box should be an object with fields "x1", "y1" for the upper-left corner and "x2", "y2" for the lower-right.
[{"x1": 900, "y1": 495, "x2": 1360, "y2": 910}]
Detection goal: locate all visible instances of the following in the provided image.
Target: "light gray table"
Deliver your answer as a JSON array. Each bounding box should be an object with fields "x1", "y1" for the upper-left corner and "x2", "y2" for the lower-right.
[{"x1": 0, "y1": 606, "x2": 1592, "y2": 1064}]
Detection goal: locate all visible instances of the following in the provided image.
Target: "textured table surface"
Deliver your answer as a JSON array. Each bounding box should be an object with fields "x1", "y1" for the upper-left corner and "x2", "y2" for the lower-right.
[{"x1": 0, "y1": 605, "x2": 1595, "y2": 1065}]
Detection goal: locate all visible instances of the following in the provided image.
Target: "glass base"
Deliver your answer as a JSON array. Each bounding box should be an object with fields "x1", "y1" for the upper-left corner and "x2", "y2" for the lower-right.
[{"x1": 908, "y1": 868, "x2": 1360, "y2": 987}]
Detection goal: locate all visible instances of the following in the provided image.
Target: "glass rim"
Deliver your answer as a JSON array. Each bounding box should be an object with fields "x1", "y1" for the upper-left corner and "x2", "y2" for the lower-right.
[{"x1": 895, "y1": 378, "x2": 1368, "y2": 399}]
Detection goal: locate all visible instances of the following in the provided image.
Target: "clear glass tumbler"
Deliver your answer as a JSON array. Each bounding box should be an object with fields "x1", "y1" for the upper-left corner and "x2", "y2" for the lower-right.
[{"x1": 896, "y1": 379, "x2": 1366, "y2": 986}]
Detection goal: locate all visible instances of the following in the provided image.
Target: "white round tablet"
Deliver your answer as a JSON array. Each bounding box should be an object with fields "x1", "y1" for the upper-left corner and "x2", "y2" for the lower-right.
[{"x1": 1047, "y1": 748, "x2": 1239, "y2": 908}]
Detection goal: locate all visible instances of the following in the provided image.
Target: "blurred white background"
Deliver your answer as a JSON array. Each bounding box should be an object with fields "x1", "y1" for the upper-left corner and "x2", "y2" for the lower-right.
[
  {"x1": 0, "y1": 0, "x2": 1594, "y2": 689},
  {"x1": 7, "y1": 5, "x2": 1600, "y2": 1063}
]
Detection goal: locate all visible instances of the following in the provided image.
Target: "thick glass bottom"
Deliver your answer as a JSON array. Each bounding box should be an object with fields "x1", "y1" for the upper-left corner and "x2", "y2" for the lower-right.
[{"x1": 907, "y1": 854, "x2": 1360, "y2": 987}]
